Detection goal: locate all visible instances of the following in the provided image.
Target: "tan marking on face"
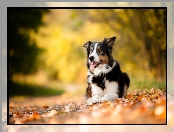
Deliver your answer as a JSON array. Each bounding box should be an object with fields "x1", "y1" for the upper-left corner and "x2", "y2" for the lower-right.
[
  {"x1": 99, "y1": 54, "x2": 109, "y2": 64},
  {"x1": 97, "y1": 46, "x2": 100, "y2": 50}
]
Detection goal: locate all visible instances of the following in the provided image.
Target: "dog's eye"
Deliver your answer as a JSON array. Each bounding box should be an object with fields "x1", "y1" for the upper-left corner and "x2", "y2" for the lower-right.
[{"x1": 99, "y1": 49, "x2": 103, "y2": 54}]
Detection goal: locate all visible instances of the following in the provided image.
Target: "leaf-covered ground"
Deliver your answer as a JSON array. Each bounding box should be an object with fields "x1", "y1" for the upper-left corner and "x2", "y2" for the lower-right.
[{"x1": 8, "y1": 88, "x2": 169, "y2": 124}]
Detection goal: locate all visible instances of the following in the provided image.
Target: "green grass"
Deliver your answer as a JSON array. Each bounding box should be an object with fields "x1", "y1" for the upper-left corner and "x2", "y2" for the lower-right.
[
  {"x1": 9, "y1": 82, "x2": 65, "y2": 97},
  {"x1": 8, "y1": 78, "x2": 167, "y2": 98},
  {"x1": 130, "y1": 79, "x2": 166, "y2": 90}
]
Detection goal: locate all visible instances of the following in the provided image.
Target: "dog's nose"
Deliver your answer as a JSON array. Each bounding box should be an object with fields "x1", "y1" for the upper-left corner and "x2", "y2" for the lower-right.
[{"x1": 89, "y1": 56, "x2": 94, "y2": 62}]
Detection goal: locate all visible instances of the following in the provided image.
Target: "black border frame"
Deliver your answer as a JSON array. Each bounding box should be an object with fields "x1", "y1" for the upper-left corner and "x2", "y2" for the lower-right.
[{"x1": 7, "y1": 6, "x2": 167, "y2": 125}]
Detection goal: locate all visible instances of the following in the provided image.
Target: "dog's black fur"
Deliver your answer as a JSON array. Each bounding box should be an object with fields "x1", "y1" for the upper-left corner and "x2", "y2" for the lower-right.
[{"x1": 83, "y1": 36, "x2": 130, "y2": 104}]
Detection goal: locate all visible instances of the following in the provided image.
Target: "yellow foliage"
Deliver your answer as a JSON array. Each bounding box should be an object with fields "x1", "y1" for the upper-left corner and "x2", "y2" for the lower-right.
[{"x1": 29, "y1": 9, "x2": 166, "y2": 84}]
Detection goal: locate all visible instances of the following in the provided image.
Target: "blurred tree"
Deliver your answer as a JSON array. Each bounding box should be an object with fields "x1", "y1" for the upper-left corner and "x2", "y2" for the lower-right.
[
  {"x1": 8, "y1": 8, "x2": 49, "y2": 82},
  {"x1": 27, "y1": 9, "x2": 166, "y2": 84},
  {"x1": 84, "y1": 9, "x2": 166, "y2": 81},
  {"x1": 125, "y1": 9, "x2": 166, "y2": 80}
]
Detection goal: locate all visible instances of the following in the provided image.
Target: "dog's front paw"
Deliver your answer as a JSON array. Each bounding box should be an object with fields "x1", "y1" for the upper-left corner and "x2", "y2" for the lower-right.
[
  {"x1": 87, "y1": 95, "x2": 101, "y2": 105},
  {"x1": 99, "y1": 93, "x2": 118, "y2": 103},
  {"x1": 87, "y1": 98, "x2": 95, "y2": 105},
  {"x1": 99, "y1": 97, "x2": 107, "y2": 103}
]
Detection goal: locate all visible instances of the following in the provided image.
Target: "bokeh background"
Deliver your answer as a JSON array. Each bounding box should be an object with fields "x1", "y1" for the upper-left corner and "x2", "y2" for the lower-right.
[
  {"x1": 8, "y1": 7, "x2": 167, "y2": 97},
  {"x1": 2, "y1": 1, "x2": 174, "y2": 132}
]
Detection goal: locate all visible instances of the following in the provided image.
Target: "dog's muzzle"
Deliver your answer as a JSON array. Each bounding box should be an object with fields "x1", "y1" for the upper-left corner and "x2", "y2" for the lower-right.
[{"x1": 89, "y1": 56, "x2": 101, "y2": 69}]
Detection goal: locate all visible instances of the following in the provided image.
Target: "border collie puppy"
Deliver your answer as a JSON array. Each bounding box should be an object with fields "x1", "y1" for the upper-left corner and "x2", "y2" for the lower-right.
[{"x1": 83, "y1": 36, "x2": 130, "y2": 105}]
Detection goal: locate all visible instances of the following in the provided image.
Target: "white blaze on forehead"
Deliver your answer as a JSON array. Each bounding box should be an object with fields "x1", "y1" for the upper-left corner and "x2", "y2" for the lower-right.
[{"x1": 89, "y1": 43, "x2": 100, "y2": 62}]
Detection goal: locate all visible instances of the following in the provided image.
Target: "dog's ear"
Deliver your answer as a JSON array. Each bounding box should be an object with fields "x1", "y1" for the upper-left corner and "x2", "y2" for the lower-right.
[
  {"x1": 104, "y1": 36, "x2": 116, "y2": 47},
  {"x1": 83, "y1": 41, "x2": 91, "y2": 50}
]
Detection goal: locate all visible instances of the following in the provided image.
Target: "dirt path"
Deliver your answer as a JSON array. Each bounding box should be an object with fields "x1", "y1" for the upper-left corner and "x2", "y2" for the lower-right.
[{"x1": 2, "y1": 90, "x2": 174, "y2": 132}]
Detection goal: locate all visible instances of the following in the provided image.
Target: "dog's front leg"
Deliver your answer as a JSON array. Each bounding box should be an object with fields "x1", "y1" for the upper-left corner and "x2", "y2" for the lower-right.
[
  {"x1": 87, "y1": 95, "x2": 102, "y2": 105},
  {"x1": 99, "y1": 81, "x2": 119, "y2": 102},
  {"x1": 99, "y1": 93, "x2": 118, "y2": 102},
  {"x1": 87, "y1": 84, "x2": 104, "y2": 105}
]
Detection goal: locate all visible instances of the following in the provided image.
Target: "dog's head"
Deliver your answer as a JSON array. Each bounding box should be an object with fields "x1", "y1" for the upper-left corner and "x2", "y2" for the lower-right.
[{"x1": 83, "y1": 36, "x2": 116, "y2": 72}]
